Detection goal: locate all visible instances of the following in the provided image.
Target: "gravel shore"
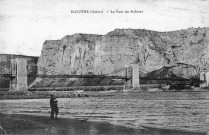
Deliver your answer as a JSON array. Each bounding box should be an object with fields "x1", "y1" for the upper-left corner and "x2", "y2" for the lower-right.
[{"x1": 0, "y1": 113, "x2": 206, "y2": 135}]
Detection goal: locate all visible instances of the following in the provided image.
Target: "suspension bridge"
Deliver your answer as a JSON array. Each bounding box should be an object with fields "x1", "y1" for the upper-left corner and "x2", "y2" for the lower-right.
[
  {"x1": 1, "y1": 57, "x2": 208, "y2": 91},
  {"x1": 0, "y1": 58, "x2": 149, "y2": 91}
]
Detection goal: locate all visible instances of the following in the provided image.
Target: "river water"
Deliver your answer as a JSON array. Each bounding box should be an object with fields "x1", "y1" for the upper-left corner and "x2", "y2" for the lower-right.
[{"x1": 0, "y1": 90, "x2": 209, "y2": 133}]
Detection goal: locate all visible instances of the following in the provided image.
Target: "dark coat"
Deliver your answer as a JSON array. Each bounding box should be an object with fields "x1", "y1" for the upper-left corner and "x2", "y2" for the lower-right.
[{"x1": 50, "y1": 97, "x2": 56, "y2": 108}]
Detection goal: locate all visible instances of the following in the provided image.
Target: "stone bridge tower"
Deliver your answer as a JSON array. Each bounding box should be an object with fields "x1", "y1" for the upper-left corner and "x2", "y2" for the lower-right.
[
  {"x1": 132, "y1": 63, "x2": 140, "y2": 89},
  {"x1": 9, "y1": 58, "x2": 28, "y2": 91}
]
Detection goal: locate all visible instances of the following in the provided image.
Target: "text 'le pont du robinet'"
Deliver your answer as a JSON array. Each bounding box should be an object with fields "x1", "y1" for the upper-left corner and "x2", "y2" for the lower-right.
[{"x1": 70, "y1": 10, "x2": 143, "y2": 14}]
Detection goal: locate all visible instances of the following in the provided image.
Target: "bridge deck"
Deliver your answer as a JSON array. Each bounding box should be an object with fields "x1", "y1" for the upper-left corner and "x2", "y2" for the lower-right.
[
  {"x1": 0, "y1": 74, "x2": 131, "y2": 79},
  {"x1": 0, "y1": 74, "x2": 191, "y2": 81},
  {"x1": 36, "y1": 74, "x2": 131, "y2": 79},
  {"x1": 0, "y1": 74, "x2": 16, "y2": 77}
]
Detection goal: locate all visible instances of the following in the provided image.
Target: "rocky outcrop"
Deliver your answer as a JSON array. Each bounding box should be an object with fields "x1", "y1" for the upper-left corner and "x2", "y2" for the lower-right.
[
  {"x1": 145, "y1": 63, "x2": 198, "y2": 79},
  {"x1": 37, "y1": 27, "x2": 209, "y2": 77}
]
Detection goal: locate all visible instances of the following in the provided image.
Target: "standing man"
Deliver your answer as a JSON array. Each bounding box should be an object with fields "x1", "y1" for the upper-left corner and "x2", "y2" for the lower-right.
[{"x1": 50, "y1": 94, "x2": 56, "y2": 119}]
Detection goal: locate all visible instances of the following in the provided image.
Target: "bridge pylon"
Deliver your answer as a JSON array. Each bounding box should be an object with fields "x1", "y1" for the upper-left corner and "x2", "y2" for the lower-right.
[
  {"x1": 9, "y1": 58, "x2": 28, "y2": 91},
  {"x1": 9, "y1": 58, "x2": 17, "y2": 90},
  {"x1": 132, "y1": 63, "x2": 140, "y2": 90},
  {"x1": 200, "y1": 70, "x2": 209, "y2": 87}
]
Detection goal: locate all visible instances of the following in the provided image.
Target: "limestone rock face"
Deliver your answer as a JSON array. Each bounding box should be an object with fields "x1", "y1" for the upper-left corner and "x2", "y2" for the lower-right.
[
  {"x1": 145, "y1": 63, "x2": 198, "y2": 79},
  {"x1": 37, "y1": 27, "x2": 209, "y2": 79}
]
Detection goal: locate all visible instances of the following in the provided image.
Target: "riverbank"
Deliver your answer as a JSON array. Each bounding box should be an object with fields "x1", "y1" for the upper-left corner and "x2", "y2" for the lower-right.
[{"x1": 0, "y1": 113, "x2": 206, "y2": 135}]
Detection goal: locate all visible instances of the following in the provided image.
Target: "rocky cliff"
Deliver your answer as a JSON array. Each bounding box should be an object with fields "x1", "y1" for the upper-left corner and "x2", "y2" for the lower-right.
[
  {"x1": 29, "y1": 27, "x2": 209, "y2": 88},
  {"x1": 37, "y1": 27, "x2": 209, "y2": 77}
]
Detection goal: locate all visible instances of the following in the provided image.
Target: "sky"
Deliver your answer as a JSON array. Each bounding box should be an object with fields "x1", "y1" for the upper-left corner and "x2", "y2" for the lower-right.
[{"x1": 0, "y1": 0, "x2": 209, "y2": 56}]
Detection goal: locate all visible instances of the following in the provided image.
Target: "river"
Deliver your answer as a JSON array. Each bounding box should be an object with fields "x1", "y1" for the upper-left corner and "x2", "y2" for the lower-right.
[{"x1": 0, "y1": 90, "x2": 209, "y2": 133}]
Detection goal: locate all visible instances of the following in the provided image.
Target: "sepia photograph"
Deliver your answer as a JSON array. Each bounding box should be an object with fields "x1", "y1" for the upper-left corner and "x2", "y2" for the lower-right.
[{"x1": 0, "y1": 0, "x2": 209, "y2": 134}]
